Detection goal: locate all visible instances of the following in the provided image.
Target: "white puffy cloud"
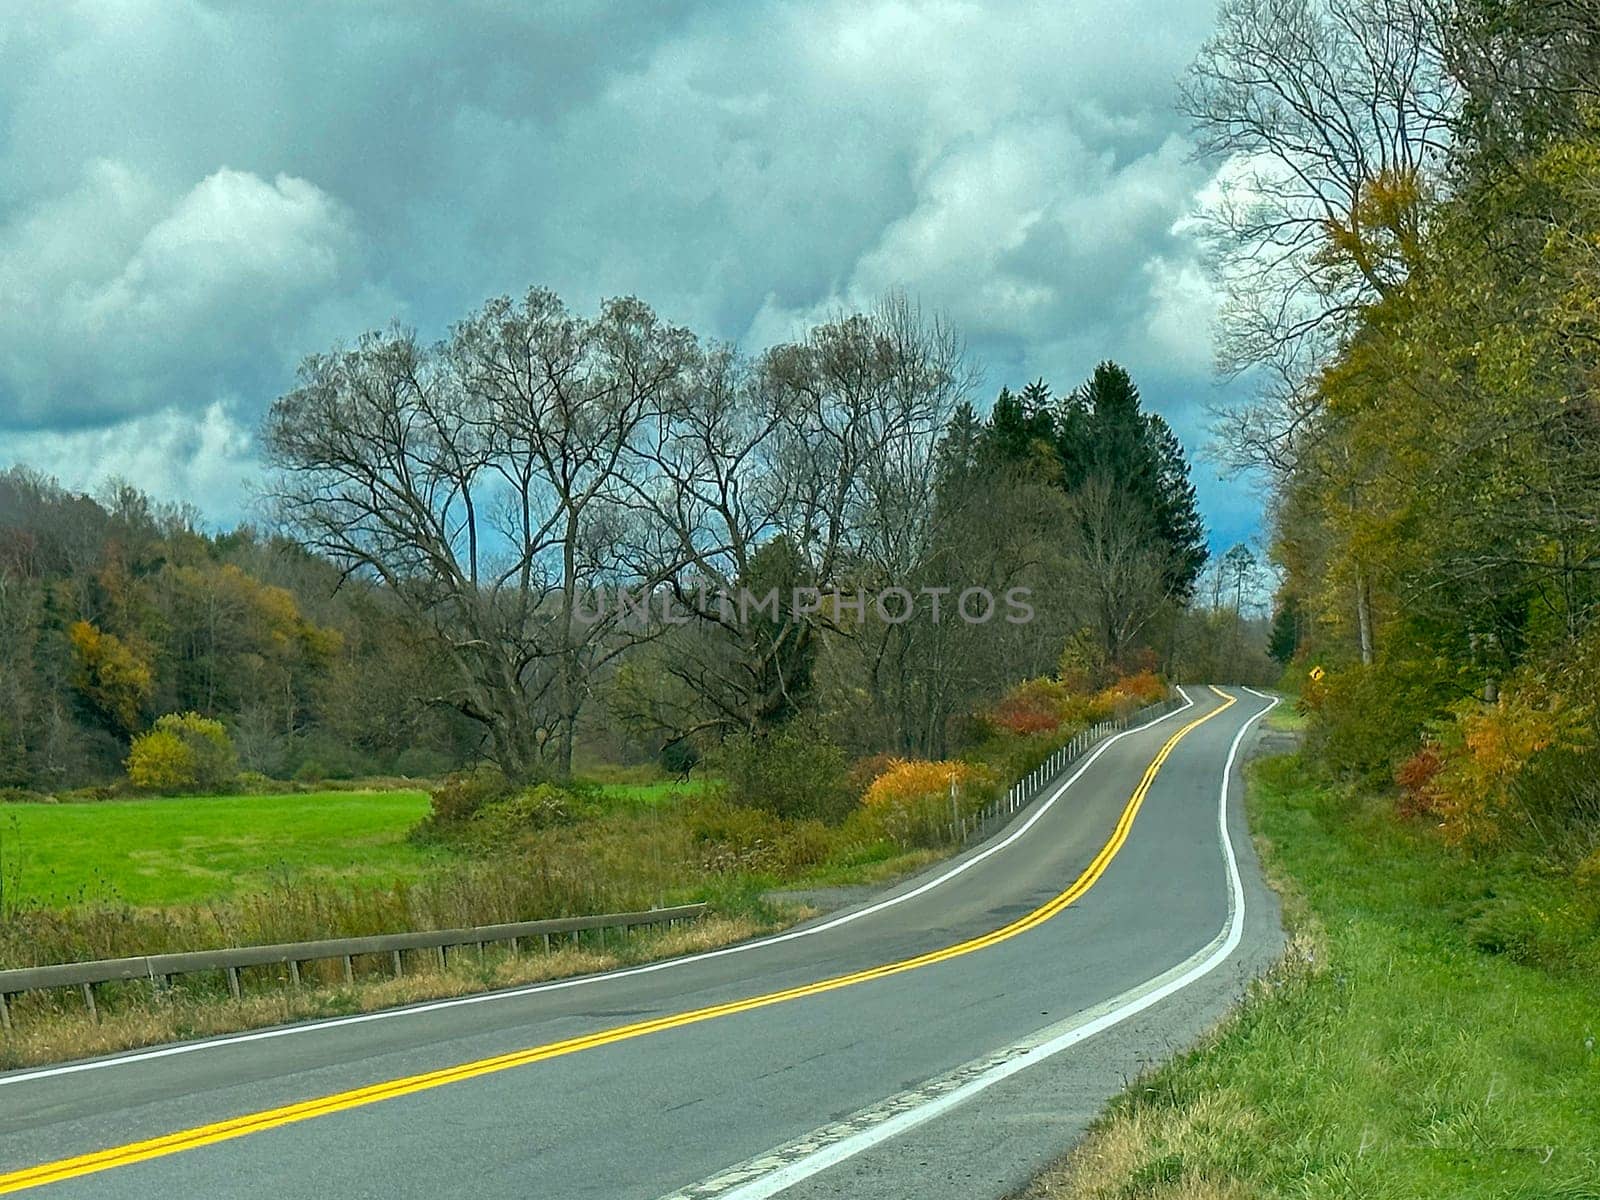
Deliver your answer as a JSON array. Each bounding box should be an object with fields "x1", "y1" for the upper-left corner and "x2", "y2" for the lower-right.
[
  {"x1": 0, "y1": 402, "x2": 257, "y2": 524},
  {"x1": 0, "y1": 0, "x2": 1250, "y2": 541},
  {"x1": 0, "y1": 163, "x2": 388, "y2": 428},
  {"x1": 1143, "y1": 255, "x2": 1222, "y2": 377}
]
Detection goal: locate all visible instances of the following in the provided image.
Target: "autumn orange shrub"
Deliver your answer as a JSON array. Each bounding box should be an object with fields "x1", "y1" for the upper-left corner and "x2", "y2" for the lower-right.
[
  {"x1": 1095, "y1": 669, "x2": 1166, "y2": 714},
  {"x1": 862, "y1": 758, "x2": 993, "y2": 809},
  {"x1": 852, "y1": 757, "x2": 999, "y2": 849},
  {"x1": 985, "y1": 671, "x2": 1167, "y2": 737},
  {"x1": 1394, "y1": 743, "x2": 1445, "y2": 820},
  {"x1": 1421, "y1": 692, "x2": 1578, "y2": 847}
]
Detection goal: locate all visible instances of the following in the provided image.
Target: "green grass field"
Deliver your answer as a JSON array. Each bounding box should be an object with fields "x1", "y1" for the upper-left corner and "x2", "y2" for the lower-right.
[
  {"x1": 0, "y1": 777, "x2": 715, "y2": 909},
  {"x1": 1027, "y1": 754, "x2": 1600, "y2": 1199},
  {"x1": 0, "y1": 790, "x2": 435, "y2": 907}
]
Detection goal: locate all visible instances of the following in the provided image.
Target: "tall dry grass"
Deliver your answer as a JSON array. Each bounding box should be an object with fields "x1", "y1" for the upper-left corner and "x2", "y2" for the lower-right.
[
  {"x1": 0, "y1": 913, "x2": 786, "y2": 1069},
  {"x1": 1, "y1": 807, "x2": 698, "y2": 969}
]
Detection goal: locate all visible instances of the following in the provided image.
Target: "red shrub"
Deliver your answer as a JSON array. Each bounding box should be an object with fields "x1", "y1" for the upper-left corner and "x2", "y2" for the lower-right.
[
  {"x1": 1394, "y1": 743, "x2": 1444, "y2": 820},
  {"x1": 988, "y1": 678, "x2": 1071, "y2": 735}
]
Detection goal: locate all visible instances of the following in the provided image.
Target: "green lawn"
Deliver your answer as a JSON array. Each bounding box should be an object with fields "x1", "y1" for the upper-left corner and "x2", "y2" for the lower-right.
[
  {"x1": 0, "y1": 779, "x2": 715, "y2": 910},
  {"x1": 587, "y1": 777, "x2": 716, "y2": 808},
  {"x1": 1030, "y1": 754, "x2": 1600, "y2": 1199},
  {"x1": 0, "y1": 790, "x2": 434, "y2": 907}
]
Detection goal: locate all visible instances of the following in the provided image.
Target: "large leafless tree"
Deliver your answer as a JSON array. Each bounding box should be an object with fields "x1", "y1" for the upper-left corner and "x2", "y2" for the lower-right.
[
  {"x1": 618, "y1": 295, "x2": 974, "y2": 746},
  {"x1": 264, "y1": 290, "x2": 698, "y2": 779}
]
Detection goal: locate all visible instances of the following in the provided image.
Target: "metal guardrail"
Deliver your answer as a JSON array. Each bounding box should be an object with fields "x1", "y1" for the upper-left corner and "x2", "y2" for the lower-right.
[
  {"x1": 954, "y1": 694, "x2": 1184, "y2": 846},
  {"x1": 0, "y1": 902, "x2": 707, "y2": 1029}
]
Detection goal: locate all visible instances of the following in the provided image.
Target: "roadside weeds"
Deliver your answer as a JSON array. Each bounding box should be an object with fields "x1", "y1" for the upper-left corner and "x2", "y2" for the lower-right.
[
  {"x1": 1009, "y1": 753, "x2": 1600, "y2": 1199},
  {"x1": 0, "y1": 913, "x2": 796, "y2": 1070}
]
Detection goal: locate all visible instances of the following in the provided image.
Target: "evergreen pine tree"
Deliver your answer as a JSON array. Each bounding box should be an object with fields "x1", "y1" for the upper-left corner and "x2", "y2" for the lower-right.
[
  {"x1": 1058, "y1": 362, "x2": 1208, "y2": 601},
  {"x1": 1268, "y1": 595, "x2": 1301, "y2": 665}
]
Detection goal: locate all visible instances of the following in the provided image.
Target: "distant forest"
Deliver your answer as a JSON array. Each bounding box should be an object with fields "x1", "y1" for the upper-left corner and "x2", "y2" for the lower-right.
[{"x1": 0, "y1": 471, "x2": 482, "y2": 789}]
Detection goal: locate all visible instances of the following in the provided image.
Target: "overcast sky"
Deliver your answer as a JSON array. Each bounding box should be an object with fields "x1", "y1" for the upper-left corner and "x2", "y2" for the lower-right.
[{"x1": 0, "y1": 0, "x2": 1264, "y2": 550}]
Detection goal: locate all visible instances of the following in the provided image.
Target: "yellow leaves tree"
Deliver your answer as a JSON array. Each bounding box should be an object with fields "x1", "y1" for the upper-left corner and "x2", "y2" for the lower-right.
[
  {"x1": 162, "y1": 562, "x2": 341, "y2": 731},
  {"x1": 1278, "y1": 127, "x2": 1600, "y2": 690},
  {"x1": 67, "y1": 620, "x2": 153, "y2": 736},
  {"x1": 1317, "y1": 167, "x2": 1430, "y2": 302}
]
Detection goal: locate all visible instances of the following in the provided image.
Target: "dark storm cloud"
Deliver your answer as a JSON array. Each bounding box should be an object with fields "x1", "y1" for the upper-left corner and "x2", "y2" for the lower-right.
[{"x1": 0, "y1": 0, "x2": 1257, "y2": 546}]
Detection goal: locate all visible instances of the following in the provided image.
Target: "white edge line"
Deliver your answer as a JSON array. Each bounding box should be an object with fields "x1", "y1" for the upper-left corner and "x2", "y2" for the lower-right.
[
  {"x1": 1, "y1": 689, "x2": 1202, "y2": 1086},
  {"x1": 695, "y1": 686, "x2": 1280, "y2": 1200}
]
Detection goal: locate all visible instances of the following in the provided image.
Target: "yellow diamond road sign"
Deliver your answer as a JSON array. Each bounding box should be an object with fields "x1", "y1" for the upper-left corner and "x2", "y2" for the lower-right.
[{"x1": 1309, "y1": 665, "x2": 1325, "y2": 682}]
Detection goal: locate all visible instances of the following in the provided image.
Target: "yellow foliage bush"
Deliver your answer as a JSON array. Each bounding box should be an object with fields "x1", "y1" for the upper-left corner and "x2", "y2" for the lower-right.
[
  {"x1": 126, "y1": 712, "x2": 237, "y2": 794},
  {"x1": 1424, "y1": 691, "x2": 1582, "y2": 847},
  {"x1": 127, "y1": 729, "x2": 195, "y2": 792},
  {"x1": 853, "y1": 758, "x2": 999, "y2": 849},
  {"x1": 862, "y1": 758, "x2": 992, "y2": 809},
  {"x1": 1096, "y1": 669, "x2": 1166, "y2": 713}
]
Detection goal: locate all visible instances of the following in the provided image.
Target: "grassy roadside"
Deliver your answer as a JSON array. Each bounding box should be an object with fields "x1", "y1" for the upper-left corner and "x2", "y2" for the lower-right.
[
  {"x1": 1017, "y1": 753, "x2": 1600, "y2": 1199},
  {"x1": 1263, "y1": 702, "x2": 1306, "y2": 735}
]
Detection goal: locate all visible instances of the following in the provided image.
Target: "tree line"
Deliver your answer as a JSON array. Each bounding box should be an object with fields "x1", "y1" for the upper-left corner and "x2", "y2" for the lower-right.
[
  {"x1": 0, "y1": 473, "x2": 481, "y2": 790},
  {"x1": 1196, "y1": 0, "x2": 1600, "y2": 851},
  {"x1": 1, "y1": 296, "x2": 1229, "y2": 792},
  {"x1": 263, "y1": 293, "x2": 1214, "y2": 781}
]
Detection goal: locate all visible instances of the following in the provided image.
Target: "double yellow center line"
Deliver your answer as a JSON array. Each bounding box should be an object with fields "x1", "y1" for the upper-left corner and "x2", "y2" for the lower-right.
[{"x1": 0, "y1": 688, "x2": 1236, "y2": 1194}]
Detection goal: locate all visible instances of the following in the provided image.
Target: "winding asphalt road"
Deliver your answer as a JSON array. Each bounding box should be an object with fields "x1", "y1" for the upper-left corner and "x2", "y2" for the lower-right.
[{"x1": 0, "y1": 685, "x2": 1284, "y2": 1199}]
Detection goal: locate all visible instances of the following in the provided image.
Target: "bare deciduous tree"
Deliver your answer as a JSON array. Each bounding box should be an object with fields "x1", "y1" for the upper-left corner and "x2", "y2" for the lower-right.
[
  {"x1": 1062, "y1": 477, "x2": 1182, "y2": 669},
  {"x1": 619, "y1": 295, "x2": 974, "y2": 746},
  {"x1": 1184, "y1": 0, "x2": 1454, "y2": 474},
  {"x1": 264, "y1": 290, "x2": 698, "y2": 780}
]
